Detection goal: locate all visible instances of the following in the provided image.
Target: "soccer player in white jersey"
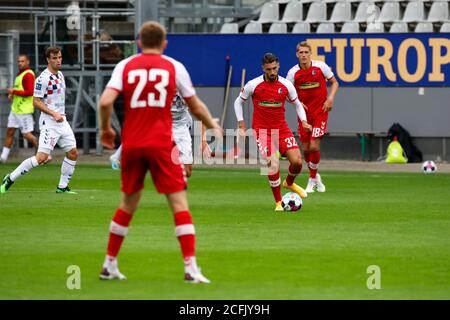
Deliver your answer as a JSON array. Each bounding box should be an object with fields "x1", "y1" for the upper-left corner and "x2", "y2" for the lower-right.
[
  {"x1": 110, "y1": 92, "x2": 196, "y2": 177},
  {"x1": 1, "y1": 46, "x2": 78, "y2": 194}
]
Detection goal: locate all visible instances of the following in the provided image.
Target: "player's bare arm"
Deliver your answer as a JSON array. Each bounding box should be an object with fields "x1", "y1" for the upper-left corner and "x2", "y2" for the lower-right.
[
  {"x1": 293, "y1": 99, "x2": 312, "y2": 132},
  {"x1": 323, "y1": 77, "x2": 339, "y2": 112},
  {"x1": 200, "y1": 123, "x2": 212, "y2": 158},
  {"x1": 33, "y1": 97, "x2": 64, "y2": 122},
  {"x1": 98, "y1": 87, "x2": 119, "y2": 149},
  {"x1": 184, "y1": 95, "x2": 223, "y2": 139}
]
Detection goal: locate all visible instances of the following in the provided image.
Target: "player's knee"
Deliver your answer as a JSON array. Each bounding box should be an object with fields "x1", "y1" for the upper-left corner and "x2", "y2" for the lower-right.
[
  {"x1": 290, "y1": 160, "x2": 302, "y2": 174},
  {"x1": 185, "y1": 165, "x2": 192, "y2": 178},
  {"x1": 309, "y1": 145, "x2": 320, "y2": 153},
  {"x1": 66, "y1": 148, "x2": 78, "y2": 160},
  {"x1": 35, "y1": 153, "x2": 49, "y2": 165}
]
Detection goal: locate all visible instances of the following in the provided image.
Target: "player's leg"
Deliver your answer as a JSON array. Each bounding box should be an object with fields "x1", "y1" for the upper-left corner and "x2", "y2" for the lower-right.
[
  {"x1": 22, "y1": 132, "x2": 38, "y2": 148},
  {"x1": 100, "y1": 147, "x2": 145, "y2": 280},
  {"x1": 256, "y1": 129, "x2": 283, "y2": 210},
  {"x1": 173, "y1": 127, "x2": 193, "y2": 178},
  {"x1": 150, "y1": 145, "x2": 209, "y2": 283},
  {"x1": 110, "y1": 144, "x2": 122, "y2": 170},
  {"x1": 308, "y1": 138, "x2": 325, "y2": 192},
  {"x1": 0, "y1": 128, "x2": 16, "y2": 163},
  {"x1": 307, "y1": 113, "x2": 328, "y2": 193},
  {"x1": 276, "y1": 129, "x2": 307, "y2": 199},
  {"x1": 19, "y1": 114, "x2": 38, "y2": 148},
  {"x1": 166, "y1": 190, "x2": 210, "y2": 283},
  {"x1": 282, "y1": 141, "x2": 308, "y2": 199},
  {"x1": 55, "y1": 147, "x2": 78, "y2": 194},
  {"x1": 56, "y1": 122, "x2": 78, "y2": 193},
  {"x1": 1, "y1": 112, "x2": 20, "y2": 163},
  {"x1": 1, "y1": 126, "x2": 54, "y2": 194}
]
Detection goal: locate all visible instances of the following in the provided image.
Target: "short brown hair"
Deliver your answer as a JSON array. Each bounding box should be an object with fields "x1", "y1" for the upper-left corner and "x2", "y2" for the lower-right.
[
  {"x1": 139, "y1": 21, "x2": 166, "y2": 49},
  {"x1": 262, "y1": 52, "x2": 279, "y2": 65},
  {"x1": 45, "y1": 46, "x2": 61, "y2": 58},
  {"x1": 296, "y1": 41, "x2": 312, "y2": 52},
  {"x1": 18, "y1": 54, "x2": 30, "y2": 60}
]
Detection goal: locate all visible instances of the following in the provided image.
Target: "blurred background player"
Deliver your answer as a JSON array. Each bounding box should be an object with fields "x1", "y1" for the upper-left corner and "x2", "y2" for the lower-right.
[
  {"x1": 1, "y1": 46, "x2": 78, "y2": 194},
  {"x1": 109, "y1": 92, "x2": 198, "y2": 177},
  {"x1": 287, "y1": 41, "x2": 339, "y2": 193},
  {"x1": 1, "y1": 54, "x2": 38, "y2": 163},
  {"x1": 98, "y1": 21, "x2": 222, "y2": 283},
  {"x1": 234, "y1": 53, "x2": 311, "y2": 212}
]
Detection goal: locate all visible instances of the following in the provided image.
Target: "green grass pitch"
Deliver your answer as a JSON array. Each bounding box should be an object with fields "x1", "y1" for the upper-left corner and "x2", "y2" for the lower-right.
[{"x1": 0, "y1": 163, "x2": 449, "y2": 299}]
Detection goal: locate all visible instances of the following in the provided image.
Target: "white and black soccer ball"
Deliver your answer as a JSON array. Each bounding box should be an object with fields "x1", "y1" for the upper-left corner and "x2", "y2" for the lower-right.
[
  {"x1": 281, "y1": 192, "x2": 303, "y2": 212},
  {"x1": 421, "y1": 160, "x2": 437, "y2": 174}
]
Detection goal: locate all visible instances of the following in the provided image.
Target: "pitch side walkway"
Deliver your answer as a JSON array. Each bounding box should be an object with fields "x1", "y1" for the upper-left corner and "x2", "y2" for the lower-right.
[{"x1": 3, "y1": 149, "x2": 449, "y2": 173}]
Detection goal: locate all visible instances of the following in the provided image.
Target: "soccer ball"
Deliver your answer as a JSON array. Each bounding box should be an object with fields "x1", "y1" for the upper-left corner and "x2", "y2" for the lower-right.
[
  {"x1": 281, "y1": 192, "x2": 303, "y2": 212},
  {"x1": 421, "y1": 160, "x2": 437, "y2": 174}
]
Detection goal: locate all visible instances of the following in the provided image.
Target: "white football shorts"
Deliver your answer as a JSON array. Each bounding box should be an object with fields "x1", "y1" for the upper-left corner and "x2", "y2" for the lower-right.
[
  {"x1": 173, "y1": 125, "x2": 193, "y2": 165},
  {"x1": 38, "y1": 119, "x2": 77, "y2": 154},
  {"x1": 7, "y1": 112, "x2": 34, "y2": 133}
]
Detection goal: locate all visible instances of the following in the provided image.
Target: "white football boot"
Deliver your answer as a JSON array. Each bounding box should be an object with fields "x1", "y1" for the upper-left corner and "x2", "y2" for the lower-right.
[
  {"x1": 184, "y1": 257, "x2": 211, "y2": 284},
  {"x1": 110, "y1": 155, "x2": 121, "y2": 170},
  {"x1": 99, "y1": 258, "x2": 127, "y2": 280},
  {"x1": 305, "y1": 178, "x2": 316, "y2": 193},
  {"x1": 315, "y1": 173, "x2": 326, "y2": 192}
]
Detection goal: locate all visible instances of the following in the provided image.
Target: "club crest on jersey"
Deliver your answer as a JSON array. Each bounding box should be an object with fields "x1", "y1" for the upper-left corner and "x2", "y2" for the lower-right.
[
  {"x1": 277, "y1": 88, "x2": 283, "y2": 94},
  {"x1": 312, "y1": 70, "x2": 316, "y2": 76}
]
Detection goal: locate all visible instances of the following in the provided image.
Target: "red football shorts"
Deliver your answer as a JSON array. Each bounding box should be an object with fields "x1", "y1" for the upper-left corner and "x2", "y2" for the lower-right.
[
  {"x1": 121, "y1": 144, "x2": 187, "y2": 194},
  {"x1": 254, "y1": 127, "x2": 298, "y2": 158},
  {"x1": 298, "y1": 112, "x2": 329, "y2": 143}
]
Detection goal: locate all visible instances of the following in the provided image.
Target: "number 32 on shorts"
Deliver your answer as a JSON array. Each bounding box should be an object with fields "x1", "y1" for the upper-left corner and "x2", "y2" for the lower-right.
[{"x1": 284, "y1": 137, "x2": 297, "y2": 148}]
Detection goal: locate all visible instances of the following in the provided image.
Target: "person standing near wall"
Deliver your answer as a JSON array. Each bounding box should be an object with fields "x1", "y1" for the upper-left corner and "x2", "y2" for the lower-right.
[
  {"x1": 1, "y1": 54, "x2": 38, "y2": 163},
  {"x1": 287, "y1": 41, "x2": 339, "y2": 193}
]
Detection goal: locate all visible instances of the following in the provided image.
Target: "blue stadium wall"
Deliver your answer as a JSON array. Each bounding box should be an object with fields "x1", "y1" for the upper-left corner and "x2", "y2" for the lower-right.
[{"x1": 166, "y1": 33, "x2": 450, "y2": 161}]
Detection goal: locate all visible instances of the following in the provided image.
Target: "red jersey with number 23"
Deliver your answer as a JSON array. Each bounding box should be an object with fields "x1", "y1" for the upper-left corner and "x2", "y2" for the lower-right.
[{"x1": 107, "y1": 53, "x2": 195, "y2": 149}]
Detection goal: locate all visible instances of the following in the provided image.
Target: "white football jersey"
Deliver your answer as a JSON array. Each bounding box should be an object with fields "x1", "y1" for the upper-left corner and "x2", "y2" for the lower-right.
[
  {"x1": 34, "y1": 68, "x2": 66, "y2": 124},
  {"x1": 171, "y1": 93, "x2": 192, "y2": 130}
]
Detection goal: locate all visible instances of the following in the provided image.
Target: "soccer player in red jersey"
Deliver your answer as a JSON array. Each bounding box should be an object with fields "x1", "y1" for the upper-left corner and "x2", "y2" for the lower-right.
[
  {"x1": 287, "y1": 41, "x2": 339, "y2": 193},
  {"x1": 234, "y1": 53, "x2": 312, "y2": 211},
  {"x1": 98, "y1": 21, "x2": 222, "y2": 283}
]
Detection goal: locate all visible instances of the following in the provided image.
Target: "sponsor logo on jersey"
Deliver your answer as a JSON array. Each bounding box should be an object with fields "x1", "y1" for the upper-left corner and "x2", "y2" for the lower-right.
[
  {"x1": 299, "y1": 82, "x2": 320, "y2": 90},
  {"x1": 259, "y1": 101, "x2": 282, "y2": 107}
]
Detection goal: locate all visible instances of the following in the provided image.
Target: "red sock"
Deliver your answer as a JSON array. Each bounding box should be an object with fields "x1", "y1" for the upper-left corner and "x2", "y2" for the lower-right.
[
  {"x1": 268, "y1": 171, "x2": 282, "y2": 203},
  {"x1": 309, "y1": 150, "x2": 320, "y2": 179},
  {"x1": 286, "y1": 163, "x2": 302, "y2": 186},
  {"x1": 304, "y1": 152, "x2": 311, "y2": 164},
  {"x1": 107, "y1": 208, "x2": 133, "y2": 257},
  {"x1": 174, "y1": 211, "x2": 196, "y2": 259}
]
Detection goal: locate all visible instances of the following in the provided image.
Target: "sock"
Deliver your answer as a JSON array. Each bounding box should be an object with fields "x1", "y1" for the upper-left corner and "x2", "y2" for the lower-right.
[
  {"x1": 106, "y1": 208, "x2": 133, "y2": 258},
  {"x1": 309, "y1": 150, "x2": 320, "y2": 179},
  {"x1": 286, "y1": 163, "x2": 302, "y2": 186},
  {"x1": 1, "y1": 147, "x2": 10, "y2": 162},
  {"x1": 112, "y1": 145, "x2": 122, "y2": 160},
  {"x1": 303, "y1": 151, "x2": 310, "y2": 164},
  {"x1": 268, "y1": 171, "x2": 282, "y2": 203},
  {"x1": 174, "y1": 211, "x2": 196, "y2": 260},
  {"x1": 58, "y1": 157, "x2": 76, "y2": 188},
  {"x1": 10, "y1": 156, "x2": 39, "y2": 181}
]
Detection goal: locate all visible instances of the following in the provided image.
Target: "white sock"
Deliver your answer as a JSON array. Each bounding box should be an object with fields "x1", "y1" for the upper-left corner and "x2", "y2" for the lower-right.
[
  {"x1": 112, "y1": 145, "x2": 122, "y2": 160},
  {"x1": 103, "y1": 255, "x2": 117, "y2": 268},
  {"x1": 10, "y1": 156, "x2": 39, "y2": 181},
  {"x1": 184, "y1": 256, "x2": 198, "y2": 273},
  {"x1": 1, "y1": 147, "x2": 10, "y2": 162},
  {"x1": 58, "y1": 157, "x2": 77, "y2": 188}
]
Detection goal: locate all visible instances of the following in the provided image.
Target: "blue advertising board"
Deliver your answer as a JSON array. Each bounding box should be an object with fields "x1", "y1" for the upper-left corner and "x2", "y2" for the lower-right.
[{"x1": 165, "y1": 33, "x2": 450, "y2": 87}]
